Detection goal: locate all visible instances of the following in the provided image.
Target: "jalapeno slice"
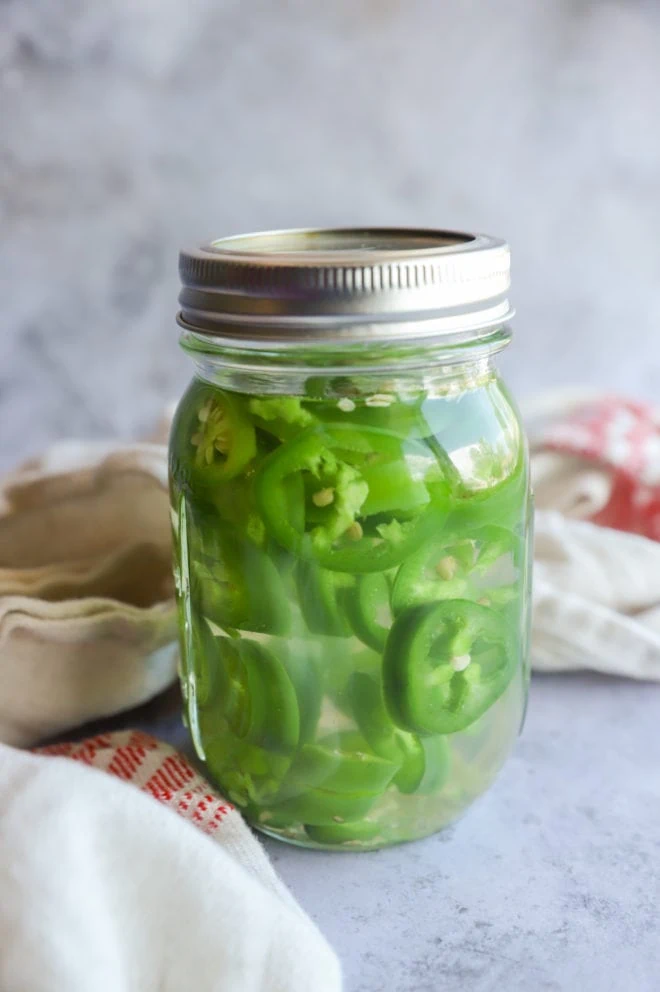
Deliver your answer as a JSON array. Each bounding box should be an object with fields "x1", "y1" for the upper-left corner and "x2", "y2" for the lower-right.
[
  {"x1": 199, "y1": 638, "x2": 301, "y2": 805},
  {"x1": 279, "y1": 648, "x2": 323, "y2": 745},
  {"x1": 240, "y1": 640, "x2": 300, "y2": 754},
  {"x1": 383, "y1": 600, "x2": 513, "y2": 735},
  {"x1": 192, "y1": 534, "x2": 291, "y2": 635},
  {"x1": 263, "y1": 731, "x2": 397, "y2": 826},
  {"x1": 253, "y1": 424, "x2": 451, "y2": 573},
  {"x1": 349, "y1": 672, "x2": 450, "y2": 794},
  {"x1": 304, "y1": 820, "x2": 384, "y2": 845},
  {"x1": 171, "y1": 382, "x2": 256, "y2": 489},
  {"x1": 391, "y1": 526, "x2": 520, "y2": 616},
  {"x1": 296, "y1": 560, "x2": 354, "y2": 637},
  {"x1": 266, "y1": 788, "x2": 380, "y2": 827},
  {"x1": 342, "y1": 572, "x2": 392, "y2": 651}
]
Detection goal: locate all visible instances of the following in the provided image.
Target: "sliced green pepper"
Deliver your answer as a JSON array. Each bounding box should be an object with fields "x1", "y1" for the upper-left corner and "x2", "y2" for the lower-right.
[
  {"x1": 323, "y1": 647, "x2": 381, "y2": 715},
  {"x1": 262, "y1": 729, "x2": 397, "y2": 811},
  {"x1": 305, "y1": 820, "x2": 383, "y2": 845},
  {"x1": 391, "y1": 525, "x2": 521, "y2": 616},
  {"x1": 170, "y1": 373, "x2": 530, "y2": 846},
  {"x1": 206, "y1": 739, "x2": 291, "y2": 807},
  {"x1": 254, "y1": 424, "x2": 451, "y2": 573},
  {"x1": 195, "y1": 632, "x2": 250, "y2": 739},
  {"x1": 266, "y1": 788, "x2": 380, "y2": 827},
  {"x1": 200, "y1": 638, "x2": 300, "y2": 805},
  {"x1": 471, "y1": 525, "x2": 519, "y2": 573},
  {"x1": 342, "y1": 572, "x2": 391, "y2": 651},
  {"x1": 391, "y1": 539, "x2": 474, "y2": 616},
  {"x1": 296, "y1": 560, "x2": 353, "y2": 637},
  {"x1": 279, "y1": 647, "x2": 323, "y2": 745},
  {"x1": 404, "y1": 736, "x2": 451, "y2": 795},
  {"x1": 172, "y1": 382, "x2": 257, "y2": 489},
  {"x1": 270, "y1": 730, "x2": 397, "y2": 803},
  {"x1": 446, "y1": 454, "x2": 527, "y2": 532},
  {"x1": 349, "y1": 672, "x2": 450, "y2": 795},
  {"x1": 383, "y1": 600, "x2": 514, "y2": 735},
  {"x1": 192, "y1": 534, "x2": 291, "y2": 635},
  {"x1": 248, "y1": 395, "x2": 318, "y2": 442},
  {"x1": 240, "y1": 640, "x2": 300, "y2": 754},
  {"x1": 360, "y1": 460, "x2": 430, "y2": 517}
]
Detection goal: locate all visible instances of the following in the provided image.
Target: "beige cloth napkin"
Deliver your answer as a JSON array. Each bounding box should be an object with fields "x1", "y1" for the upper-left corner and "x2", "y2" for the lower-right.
[{"x1": 0, "y1": 441, "x2": 178, "y2": 746}]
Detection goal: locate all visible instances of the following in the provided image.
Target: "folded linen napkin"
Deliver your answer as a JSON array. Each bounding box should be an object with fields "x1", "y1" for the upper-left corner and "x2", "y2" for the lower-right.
[
  {"x1": 0, "y1": 441, "x2": 178, "y2": 747},
  {"x1": 0, "y1": 731, "x2": 341, "y2": 992}
]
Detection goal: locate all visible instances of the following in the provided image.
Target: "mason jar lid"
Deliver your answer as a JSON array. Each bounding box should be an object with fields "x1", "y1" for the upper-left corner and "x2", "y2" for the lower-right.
[{"x1": 178, "y1": 227, "x2": 513, "y2": 346}]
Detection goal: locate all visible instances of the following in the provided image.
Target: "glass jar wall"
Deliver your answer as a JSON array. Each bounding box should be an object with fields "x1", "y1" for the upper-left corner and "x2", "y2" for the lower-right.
[{"x1": 169, "y1": 229, "x2": 532, "y2": 850}]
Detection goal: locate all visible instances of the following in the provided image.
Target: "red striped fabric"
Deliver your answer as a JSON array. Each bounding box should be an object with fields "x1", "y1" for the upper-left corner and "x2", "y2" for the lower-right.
[
  {"x1": 36, "y1": 731, "x2": 234, "y2": 837},
  {"x1": 542, "y1": 397, "x2": 660, "y2": 539}
]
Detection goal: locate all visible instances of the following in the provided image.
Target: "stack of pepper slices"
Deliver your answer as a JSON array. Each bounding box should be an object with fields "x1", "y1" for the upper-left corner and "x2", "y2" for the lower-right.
[{"x1": 169, "y1": 378, "x2": 528, "y2": 845}]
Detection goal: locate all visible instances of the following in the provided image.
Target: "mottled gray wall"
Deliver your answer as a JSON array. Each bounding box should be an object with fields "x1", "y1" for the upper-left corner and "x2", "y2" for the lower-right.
[{"x1": 2, "y1": 0, "x2": 660, "y2": 467}]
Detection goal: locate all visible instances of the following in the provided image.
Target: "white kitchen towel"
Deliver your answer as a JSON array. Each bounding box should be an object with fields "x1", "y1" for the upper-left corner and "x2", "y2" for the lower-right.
[
  {"x1": 0, "y1": 731, "x2": 342, "y2": 992},
  {"x1": 529, "y1": 391, "x2": 660, "y2": 680}
]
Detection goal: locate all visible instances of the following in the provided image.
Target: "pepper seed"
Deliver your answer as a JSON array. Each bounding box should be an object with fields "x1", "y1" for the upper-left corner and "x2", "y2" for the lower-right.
[
  {"x1": 365, "y1": 393, "x2": 395, "y2": 408},
  {"x1": 346, "y1": 521, "x2": 363, "y2": 541},
  {"x1": 435, "y1": 555, "x2": 458, "y2": 580},
  {"x1": 312, "y1": 487, "x2": 335, "y2": 507}
]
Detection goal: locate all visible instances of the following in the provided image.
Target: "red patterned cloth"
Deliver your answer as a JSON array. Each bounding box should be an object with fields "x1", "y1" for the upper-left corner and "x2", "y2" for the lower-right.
[
  {"x1": 541, "y1": 396, "x2": 660, "y2": 539},
  {"x1": 36, "y1": 730, "x2": 235, "y2": 839}
]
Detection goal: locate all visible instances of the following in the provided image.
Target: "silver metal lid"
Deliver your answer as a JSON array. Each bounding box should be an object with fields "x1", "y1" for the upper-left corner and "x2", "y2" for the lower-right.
[{"x1": 178, "y1": 227, "x2": 513, "y2": 345}]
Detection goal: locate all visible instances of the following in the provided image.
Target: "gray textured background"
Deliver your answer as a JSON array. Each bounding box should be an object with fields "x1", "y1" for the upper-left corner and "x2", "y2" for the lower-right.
[{"x1": 2, "y1": 0, "x2": 660, "y2": 468}]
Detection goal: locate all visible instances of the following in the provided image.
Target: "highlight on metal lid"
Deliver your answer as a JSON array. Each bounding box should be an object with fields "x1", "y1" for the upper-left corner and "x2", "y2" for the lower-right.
[{"x1": 177, "y1": 227, "x2": 513, "y2": 344}]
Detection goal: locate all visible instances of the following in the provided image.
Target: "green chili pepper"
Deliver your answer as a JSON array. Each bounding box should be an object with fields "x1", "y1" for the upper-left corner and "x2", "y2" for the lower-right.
[
  {"x1": 383, "y1": 600, "x2": 514, "y2": 735},
  {"x1": 446, "y1": 455, "x2": 527, "y2": 532},
  {"x1": 238, "y1": 640, "x2": 300, "y2": 753},
  {"x1": 323, "y1": 647, "x2": 381, "y2": 715},
  {"x1": 279, "y1": 648, "x2": 323, "y2": 745},
  {"x1": 248, "y1": 395, "x2": 318, "y2": 442},
  {"x1": 254, "y1": 424, "x2": 451, "y2": 573},
  {"x1": 340, "y1": 572, "x2": 391, "y2": 651},
  {"x1": 207, "y1": 739, "x2": 291, "y2": 807},
  {"x1": 348, "y1": 672, "x2": 450, "y2": 795},
  {"x1": 360, "y1": 460, "x2": 430, "y2": 517},
  {"x1": 296, "y1": 560, "x2": 354, "y2": 637},
  {"x1": 266, "y1": 788, "x2": 380, "y2": 828},
  {"x1": 391, "y1": 539, "x2": 474, "y2": 616},
  {"x1": 305, "y1": 820, "x2": 384, "y2": 845},
  {"x1": 171, "y1": 382, "x2": 256, "y2": 490},
  {"x1": 199, "y1": 638, "x2": 301, "y2": 806},
  {"x1": 191, "y1": 534, "x2": 291, "y2": 635}
]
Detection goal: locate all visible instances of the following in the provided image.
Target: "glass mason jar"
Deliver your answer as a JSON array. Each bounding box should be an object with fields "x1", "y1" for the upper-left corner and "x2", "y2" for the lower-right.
[{"x1": 169, "y1": 228, "x2": 532, "y2": 851}]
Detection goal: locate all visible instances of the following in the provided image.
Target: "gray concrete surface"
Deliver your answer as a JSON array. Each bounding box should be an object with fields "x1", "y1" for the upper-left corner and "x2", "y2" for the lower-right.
[
  {"x1": 264, "y1": 673, "x2": 660, "y2": 992},
  {"x1": 2, "y1": 0, "x2": 660, "y2": 468}
]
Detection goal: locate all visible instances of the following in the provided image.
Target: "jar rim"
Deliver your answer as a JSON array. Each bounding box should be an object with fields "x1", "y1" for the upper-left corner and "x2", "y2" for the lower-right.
[{"x1": 178, "y1": 226, "x2": 513, "y2": 346}]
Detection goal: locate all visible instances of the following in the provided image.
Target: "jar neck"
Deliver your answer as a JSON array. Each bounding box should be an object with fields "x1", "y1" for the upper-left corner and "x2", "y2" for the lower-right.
[
  {"x1": 182, "y1": 324, "x2": 511, "y2": 399},
  {"x1": 181, "y1": 321, "x2": 511, "y2": 371}
]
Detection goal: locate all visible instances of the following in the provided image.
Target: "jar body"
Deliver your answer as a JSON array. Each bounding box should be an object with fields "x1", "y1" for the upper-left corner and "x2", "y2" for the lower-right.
[{"x1": 169, "y1": 357, "x2": 532, "y2": 850}]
